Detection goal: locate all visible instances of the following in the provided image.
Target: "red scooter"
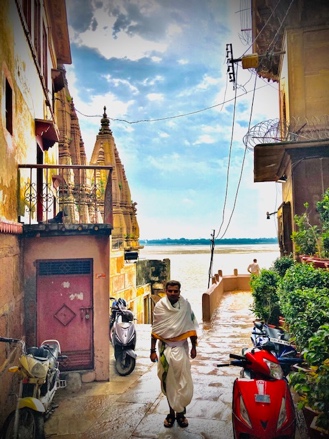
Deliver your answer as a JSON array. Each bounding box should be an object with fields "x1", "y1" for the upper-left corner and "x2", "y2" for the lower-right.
[{"x1": 218, "y1": 343, "x2": 301, "y2": 439}]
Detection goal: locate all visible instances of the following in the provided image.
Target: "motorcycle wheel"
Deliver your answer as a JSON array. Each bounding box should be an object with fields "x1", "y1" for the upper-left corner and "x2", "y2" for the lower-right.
[
  {"x1": 115, "y1": 352, "x2": 136, "y2": 376},
  {"x1": 2, "y1": 408, "x2": 45, "y2": 439}
]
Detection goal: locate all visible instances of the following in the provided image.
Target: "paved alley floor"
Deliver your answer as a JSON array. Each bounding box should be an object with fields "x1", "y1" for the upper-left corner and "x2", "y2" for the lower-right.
[{"x1": 45, "y1": 291, "x2": 309, "y2": 439}]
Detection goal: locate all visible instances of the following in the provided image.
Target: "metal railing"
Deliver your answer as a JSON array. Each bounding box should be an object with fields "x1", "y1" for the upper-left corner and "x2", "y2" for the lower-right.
[{"x1": 18, "y1": 164, "x2": 113, "y2": 225}]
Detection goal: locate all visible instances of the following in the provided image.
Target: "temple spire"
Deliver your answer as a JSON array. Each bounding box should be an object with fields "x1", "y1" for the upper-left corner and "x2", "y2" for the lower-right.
[{"x1": 99, "y1": 106, "x2": 112, "y2": 134}]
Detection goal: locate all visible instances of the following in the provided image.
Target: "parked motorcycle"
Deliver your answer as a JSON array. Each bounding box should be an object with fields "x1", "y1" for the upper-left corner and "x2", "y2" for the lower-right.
[
  {"x1": 0, "y1": 336, "x2": 67, "y2": 439},
  {"x1": 218, "y1": 343, "x2": 302, "y2": 439},
  {"x1": 251, "y1": 320, "x2": 298, "y2": 364},
  {"x1": 109, "y1": 297, "x2": 137, "y2": 376}
]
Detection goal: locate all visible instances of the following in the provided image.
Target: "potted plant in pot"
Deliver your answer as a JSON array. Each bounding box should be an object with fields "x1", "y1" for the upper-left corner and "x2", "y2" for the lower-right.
[
  {"x1": 292, "y1": 189, "x2": 329, "y2": 266},
  {"x1": 289, "y1": 324, "x2": 329, "y2": 438}
]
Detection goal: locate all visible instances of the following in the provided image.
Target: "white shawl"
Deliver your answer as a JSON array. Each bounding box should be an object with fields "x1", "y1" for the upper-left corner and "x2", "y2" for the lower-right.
[{"x1": 151, "y1": 296, "x2": 198, "y2": 341}]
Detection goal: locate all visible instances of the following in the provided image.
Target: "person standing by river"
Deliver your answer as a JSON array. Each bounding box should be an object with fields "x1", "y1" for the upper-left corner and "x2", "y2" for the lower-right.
[
  {"x1": 247, "y1": 258, "x2": 260, "y2": 275},
  {"x1": 150, "y1": 280, "x2": 198, "y2": 429}
]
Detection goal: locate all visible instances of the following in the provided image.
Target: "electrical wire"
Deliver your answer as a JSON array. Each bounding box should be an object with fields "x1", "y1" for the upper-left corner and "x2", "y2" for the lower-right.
[
  {"x1": 240, "y1": 0, "x2": 283, "y2": 58},
  {"x1": 214, "y1": 0, "x2": 294, "y2": 239},
  {"x1": 266, "y1": 0, "x2": 295, "y2": 54},
  {"x1": 215, "y1": 64, "x2": 239, "y2": 240},
  {"x1": 218, "y1": 68, "x2": 258, "y2": 239},
  {"x1": 73, "y1": 83, "x2": 272, "y2": 124}
]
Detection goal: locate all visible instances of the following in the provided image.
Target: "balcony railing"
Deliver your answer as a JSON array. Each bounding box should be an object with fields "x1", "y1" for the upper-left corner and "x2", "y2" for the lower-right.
[{"x1": 18, "y1": 164, "x2": 113, "y2": 227}]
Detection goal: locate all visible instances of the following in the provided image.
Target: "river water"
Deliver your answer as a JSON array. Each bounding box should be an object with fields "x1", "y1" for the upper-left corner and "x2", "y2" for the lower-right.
[{"x1": 139, "y1": 243, "x2": 280, "y2": 322}]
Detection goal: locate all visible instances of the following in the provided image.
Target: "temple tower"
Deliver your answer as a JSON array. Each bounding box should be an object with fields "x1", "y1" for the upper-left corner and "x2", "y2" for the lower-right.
[{"x1": 90, "y1": 107, "x2": 140, "y2": 250}]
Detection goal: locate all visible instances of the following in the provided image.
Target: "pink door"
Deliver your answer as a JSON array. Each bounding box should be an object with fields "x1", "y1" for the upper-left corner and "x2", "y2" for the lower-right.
[{"x1": 36, "y1": 259, "x2": 93, "y2": 370}]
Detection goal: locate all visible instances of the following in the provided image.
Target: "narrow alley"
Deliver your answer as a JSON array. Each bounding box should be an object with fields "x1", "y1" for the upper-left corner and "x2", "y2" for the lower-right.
[{"x1": 45, "y1": 290, "x2": 308, "y2": 439}]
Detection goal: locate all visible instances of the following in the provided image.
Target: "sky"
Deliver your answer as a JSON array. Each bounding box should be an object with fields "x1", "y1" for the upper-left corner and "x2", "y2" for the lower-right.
[{"x1": 64, "y1": 0, "x2": 282, "y2": 240}]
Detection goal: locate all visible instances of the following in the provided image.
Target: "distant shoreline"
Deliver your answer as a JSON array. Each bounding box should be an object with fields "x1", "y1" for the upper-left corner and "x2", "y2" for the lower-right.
[{"x1": 140, "y1": 238, "x2": 278, "y2": 246}]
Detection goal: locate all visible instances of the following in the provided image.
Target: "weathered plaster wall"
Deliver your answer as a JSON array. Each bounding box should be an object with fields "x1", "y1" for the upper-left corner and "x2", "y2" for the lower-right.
[
  {"x1": 109, "y1": 255, "x2": 170, "y2": 324},
  {"x1": 286, "y1": 27, "x2": 329, "y2": 121},
  {"x1": 22, "y1": 235, "x2": 110, "y2": 381},
  {"x1": 0, "y1": 235, "x2": 23, "y2": 427}
]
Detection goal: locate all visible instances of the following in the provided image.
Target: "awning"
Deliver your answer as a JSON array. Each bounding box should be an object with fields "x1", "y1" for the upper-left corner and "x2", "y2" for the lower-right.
[
  {"x1": 254, "y1": 139, "x2": 329, "y2": 182},
  {"x1": 51, "y1": 68, "x2": 66, "y2": 92},
  {"x1": 35, "y1": 119, "x2": 60, "y2": 150}
]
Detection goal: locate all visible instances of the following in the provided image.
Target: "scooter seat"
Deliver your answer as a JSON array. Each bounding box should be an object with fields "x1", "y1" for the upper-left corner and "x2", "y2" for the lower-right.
[
  {"x1": 27, "y1": 346, "x2": 49, "y2": 360},
  {"x1": 121, "y1": 310, "x2": 134, "y2": 322}
]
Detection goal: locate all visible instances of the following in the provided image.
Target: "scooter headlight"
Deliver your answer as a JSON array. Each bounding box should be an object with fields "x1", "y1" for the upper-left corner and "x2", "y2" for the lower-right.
[
  {"x1": 277, "y1": 397, "x2": 288, "y2": 430},
  {"x1": 31, "y1": 361, "x2": 48, "y2": 379},
  {"x1": 239, "y1": 395, "x2": 252, "y2": 428},
  {"x1": 20, "y1": 355, "x2": 48, "y2": 379},
  {"x1": 263, "y1": 359, "x2": 283, "y2": 379}
]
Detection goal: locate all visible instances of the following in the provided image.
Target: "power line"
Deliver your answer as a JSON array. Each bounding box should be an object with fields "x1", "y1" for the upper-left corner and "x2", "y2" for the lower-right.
[
  {"x1": 240, "y1": 0, "x2": 284, "y2": 58},
  {"x1": 215, "y1": 64, "x2": 239, "y2": 240},
  {"x1": 218, "y1": 70, "x2": 258, "y2": 239},
  {"x1": 214, "y1": 1, "x2": 294, "y2": 238},
  {"x1": 73, "y1": 83, "x2": 272, "y2": 124}
]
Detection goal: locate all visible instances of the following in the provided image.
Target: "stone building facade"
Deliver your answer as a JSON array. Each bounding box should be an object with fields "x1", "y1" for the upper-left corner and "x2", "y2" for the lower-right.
[{"x1": 249, "y1": 0, "x2": 329, "y2": 256}]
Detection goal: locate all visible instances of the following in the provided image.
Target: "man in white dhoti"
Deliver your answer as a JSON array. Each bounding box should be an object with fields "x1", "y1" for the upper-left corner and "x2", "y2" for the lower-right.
[{"x1": 150, "y1": 280, "x2": 198, "y2": 428}]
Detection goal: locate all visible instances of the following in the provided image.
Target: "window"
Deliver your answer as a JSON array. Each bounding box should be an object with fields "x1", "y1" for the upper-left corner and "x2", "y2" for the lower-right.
[
  {"x1": 42, "y1": 22, "x2": 48, "y2": 87},
  {"x1": 22, "y1": 0, "x2": 32, "y2": 33},
  {"x1": 34, "y1": 0, "x2": 41, "y2": 67},
  {"x1": 5, "y1": 78, "x2": 13, "y2": 135}
]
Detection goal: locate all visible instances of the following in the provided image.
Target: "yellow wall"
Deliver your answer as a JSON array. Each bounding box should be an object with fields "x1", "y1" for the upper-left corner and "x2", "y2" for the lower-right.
[
  {"x1": 110, "y1": 249, "x2": 152, "y2": 323},
  {"x1": 0, "y1": 0, "x2": 69, "y2": 427},
  {"x1": 285, "y1": 27, "x2": 329, "y2": 121}
]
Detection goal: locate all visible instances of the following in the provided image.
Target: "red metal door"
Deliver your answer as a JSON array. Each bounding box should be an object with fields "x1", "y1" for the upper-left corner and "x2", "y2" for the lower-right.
[{"x1": 36, "y1": 259, "x2": 93, "y2": 370}]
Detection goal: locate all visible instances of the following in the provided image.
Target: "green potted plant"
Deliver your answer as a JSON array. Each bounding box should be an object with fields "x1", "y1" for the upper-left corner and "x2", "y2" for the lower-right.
[
  {"x1": 292, "y1": 190, "x2": 329, "y2": 264},
  {"x1": 291, "y1": 202, "x2": 319, "y2": 257},
  {"x1": 289, "y1": 324, "x2": 329, "y2": 437}
]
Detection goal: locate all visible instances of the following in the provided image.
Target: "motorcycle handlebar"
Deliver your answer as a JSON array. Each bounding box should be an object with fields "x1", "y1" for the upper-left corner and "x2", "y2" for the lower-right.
[
  {"x1": 229, "y1": 353, "x2": 245, "y2": 360},
  {"x1": 0, "y1": 336, "x2": 20, "y2": 343},
  {"x1": 217, "y1": 359, "x2": 247, "y2": 368},
  {"x1": 231, "y1": 359, "x2": 246, "y2": 367}
]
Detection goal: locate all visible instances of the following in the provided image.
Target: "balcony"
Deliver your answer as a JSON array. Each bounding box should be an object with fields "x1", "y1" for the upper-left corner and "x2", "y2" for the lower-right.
[{"x1": 18, "y1": 164, "x2": 113, "y2": 237}]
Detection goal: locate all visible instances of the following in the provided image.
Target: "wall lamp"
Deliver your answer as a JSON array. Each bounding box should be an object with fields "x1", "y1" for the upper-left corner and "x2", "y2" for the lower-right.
[
  {"x1": 266, "y1": 211, "x2": 277, "y2": 220},
  {"x1": 277, "y1": 174, "x2": 287, "y2": 183}
]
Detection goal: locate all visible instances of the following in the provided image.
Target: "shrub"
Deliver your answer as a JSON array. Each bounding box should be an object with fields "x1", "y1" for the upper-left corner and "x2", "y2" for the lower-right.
[
  {"x1": 278, "y1": 263, "x2": 329, "y2": 350},
  {"x1": 250, "y1": 269, "x2": 281, "y2": 325},
  {"x1": 286, "y1": 288, "x2": 329, "y2": 350},
  {"x1": 292, "y1": 190, "x2": 329, "y2": 257},
  {"x1": 289, "y1": 324, "x2": 329, "y2": 431},
  {"x1": 291, "y1": 203, "x2": 319, "y2": 255},
  {"x1": 317, "y1": 188, "x2": 329, "y2": 227},
  {"x1": 279, "y1": 262, "x2": 329, "y2": 293},
  {"x1": 271, "y1": 255, "x2": 295, "y2": 277}
]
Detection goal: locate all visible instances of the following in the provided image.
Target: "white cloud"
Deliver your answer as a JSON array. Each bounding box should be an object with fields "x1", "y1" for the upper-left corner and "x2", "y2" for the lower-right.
[
  {"x1": 194, "y1": 134, "x2": 216, "y2": 145},
  {"x1": 146, "y1": 93, "x2": 164, "y2": 102},
  {"x1": 103, "y1": 75, "x2": 140, "y2": 95},
  {"x1": 196, "y1": 74, "x2": 219, "y2": 90},
  {"x1": 69, "y1": 6, "x2": 168, "y2": 61}
]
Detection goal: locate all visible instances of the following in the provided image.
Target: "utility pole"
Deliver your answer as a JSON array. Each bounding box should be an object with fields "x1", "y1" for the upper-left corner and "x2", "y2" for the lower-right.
[{"x1": 208, "y1": 230, "x2": 215, "y2": 288}]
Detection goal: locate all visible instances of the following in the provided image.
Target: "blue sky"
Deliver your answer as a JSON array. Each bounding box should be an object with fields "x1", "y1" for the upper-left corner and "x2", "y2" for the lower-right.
[{"x1": 65, "y1": 0, "x2": 281, "y2": 239}]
